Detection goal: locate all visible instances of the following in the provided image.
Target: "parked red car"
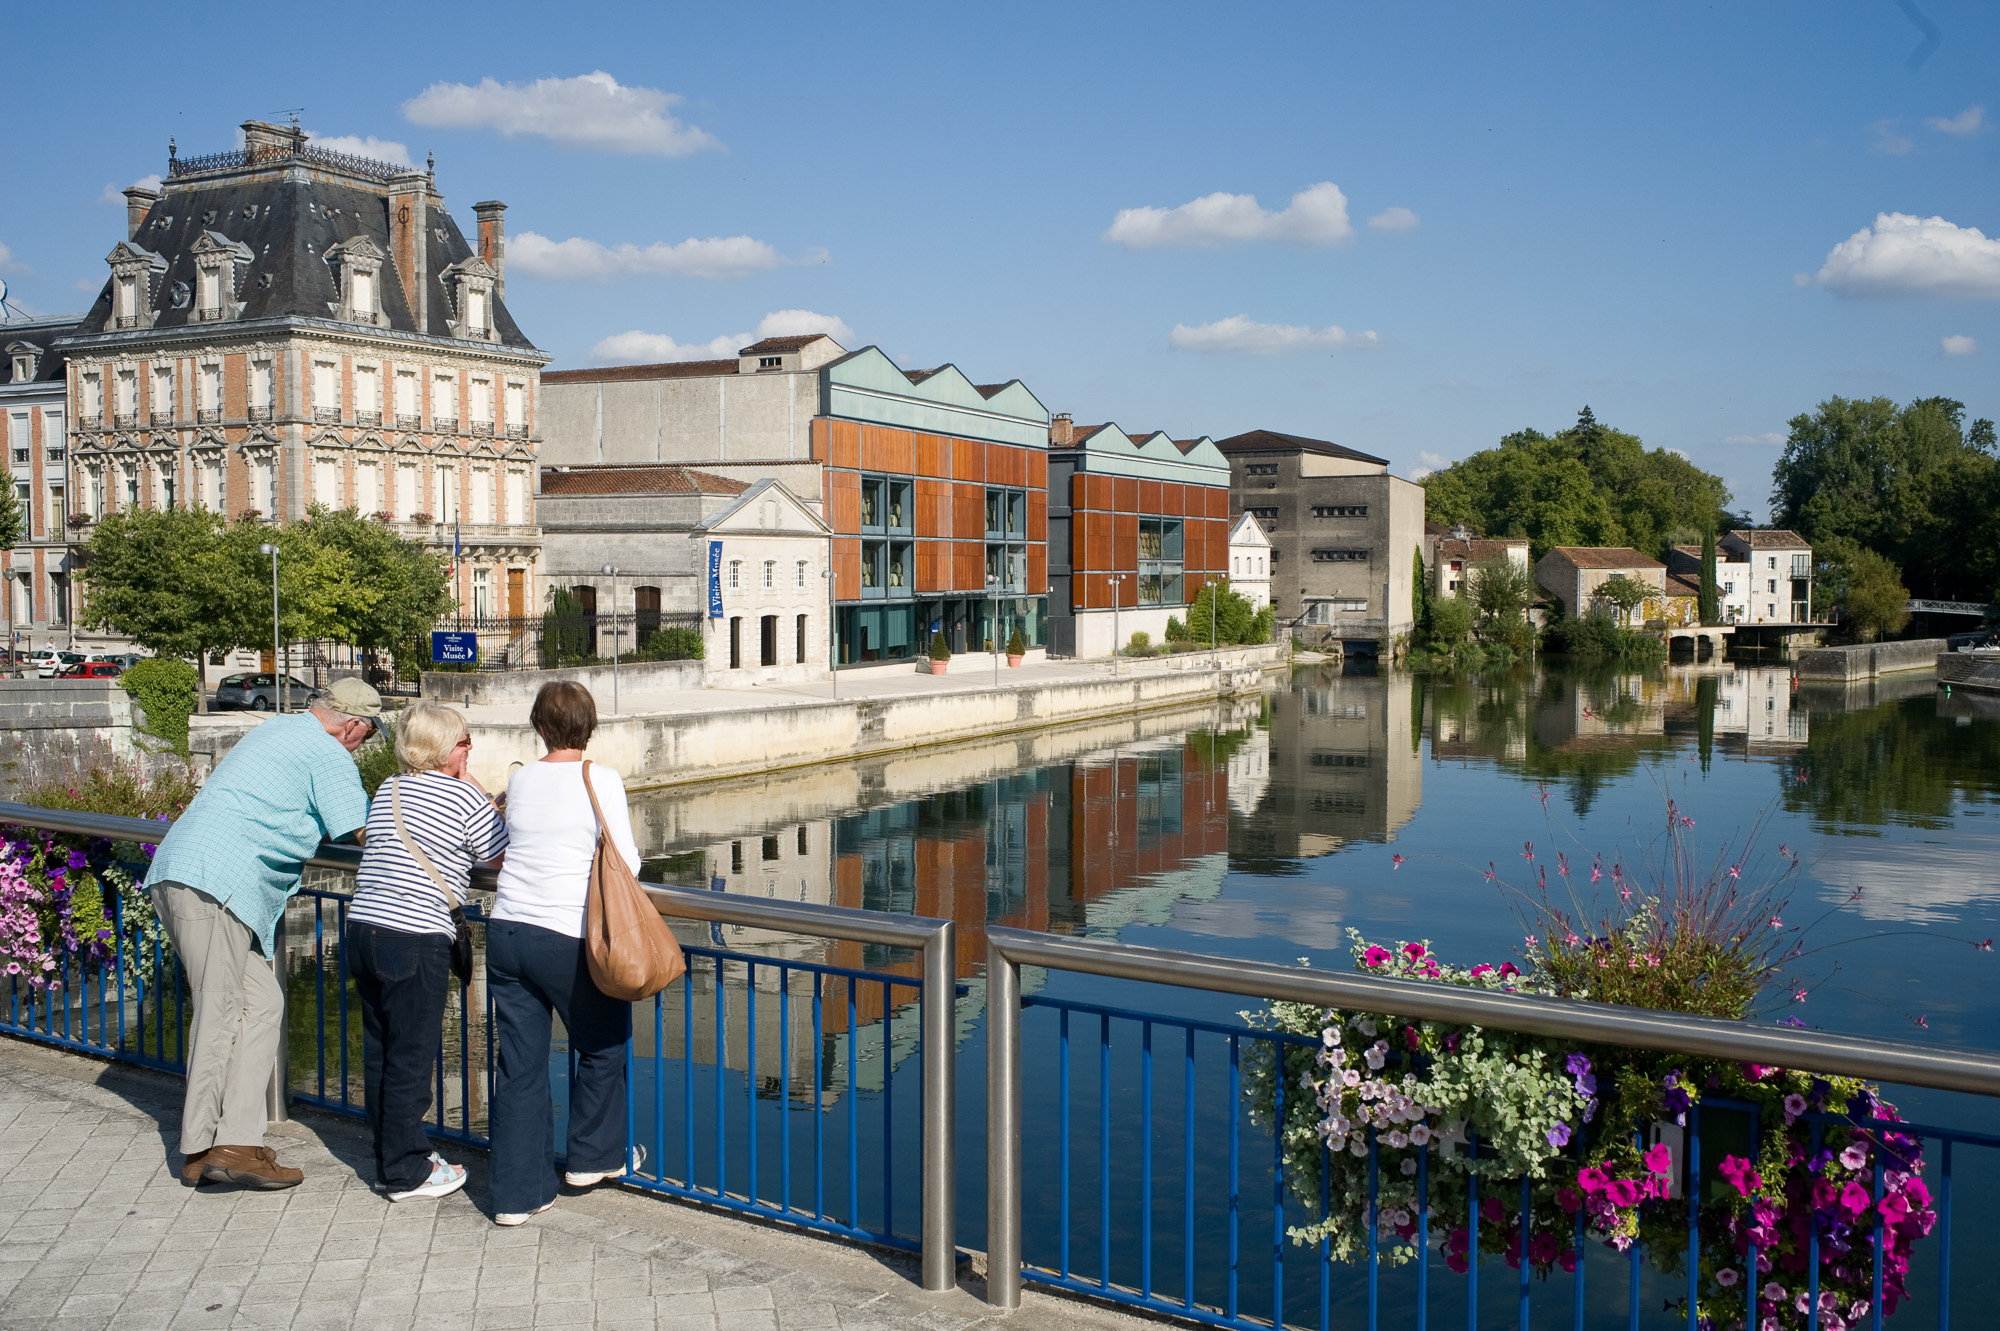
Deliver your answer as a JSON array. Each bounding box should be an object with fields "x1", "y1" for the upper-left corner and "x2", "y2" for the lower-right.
[{"x1": 58, "y1": 661, "x2": 123, "y2": 679}]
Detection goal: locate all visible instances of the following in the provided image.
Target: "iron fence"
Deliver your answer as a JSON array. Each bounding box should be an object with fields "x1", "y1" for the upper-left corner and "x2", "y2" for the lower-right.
[
  {"x1": 0, "y1": 802, "x2": 958, "y2": 1293},
  {"x1": 437, "y1": 610, "x2": 706, "y2": 671},
  {"x1": 984, "y1": 926, "x2": 2000, "y2": 1331}
]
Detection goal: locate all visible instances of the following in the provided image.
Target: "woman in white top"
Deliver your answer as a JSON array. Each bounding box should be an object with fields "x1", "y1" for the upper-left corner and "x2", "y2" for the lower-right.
[
  {"x1": 486, "y1": 681, "x2": 644, "y2": 1226},
  {"x1": 349, "y1": 702, "x2": 506, "y2": 1204}
]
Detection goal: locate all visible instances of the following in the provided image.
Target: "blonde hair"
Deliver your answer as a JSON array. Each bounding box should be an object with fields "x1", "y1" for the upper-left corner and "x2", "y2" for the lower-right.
[{"x1": 394, "y1": 702, "x2": 469, "y2": 773}]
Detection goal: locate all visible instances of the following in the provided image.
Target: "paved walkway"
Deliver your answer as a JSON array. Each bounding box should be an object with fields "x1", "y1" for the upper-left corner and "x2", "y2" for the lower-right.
[{"x1": 0, "y1": 1039, "x2": 1146, "y2": 1331}]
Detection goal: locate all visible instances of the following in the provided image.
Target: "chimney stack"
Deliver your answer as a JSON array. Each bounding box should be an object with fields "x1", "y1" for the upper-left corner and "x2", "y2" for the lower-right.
[
  {"x1": 240, "y1": 120, "x2": 297, "y2": 160},
  {"x1": 1050, "y1": 412, "x2": 1074, "y2": 447},
  {"x1": 122, "y1": 186, "x2": 160, "y2": 242},
  {"x1": 388, "y1": 172, "x2": 431, "y2": 331},
  {"x1": 473, "y1": 201, "x2": 507, "y2": 299}
]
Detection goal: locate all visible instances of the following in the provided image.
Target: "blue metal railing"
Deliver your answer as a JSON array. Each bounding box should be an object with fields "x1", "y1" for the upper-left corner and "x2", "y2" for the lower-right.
[
  {"x1": 987, "y1": 927, "x2": 2000, "y2": 1331},
  {"x1": 0, "y1": 802, "x2": 960, "y2": 1291}
]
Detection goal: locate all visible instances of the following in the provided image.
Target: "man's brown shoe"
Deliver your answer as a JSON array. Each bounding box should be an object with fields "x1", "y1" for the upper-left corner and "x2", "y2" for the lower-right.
[
  {"x1": 178, "y1": 1148, "x2": 211, "y2": 1188},
  {"x1": 200, "y1": 1144, "x2": 303, "y2": 1189}
]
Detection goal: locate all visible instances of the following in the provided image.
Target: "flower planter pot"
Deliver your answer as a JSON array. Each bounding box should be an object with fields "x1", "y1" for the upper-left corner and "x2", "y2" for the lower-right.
[
  {"x1": 927, "y1": 658, "x2": 949, "y2": 675},
  {"x1": 1007, "y1": 654, "x2": 1024, "y2": 668}
]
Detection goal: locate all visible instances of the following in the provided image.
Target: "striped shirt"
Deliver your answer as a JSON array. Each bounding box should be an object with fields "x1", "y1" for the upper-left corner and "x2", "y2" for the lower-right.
[
  {"x1": 349, "y1": 773, "x2": 509, "y2": 939},
  {"x1": 145, "y1": 712, "x2": 369, "y2": 953}
]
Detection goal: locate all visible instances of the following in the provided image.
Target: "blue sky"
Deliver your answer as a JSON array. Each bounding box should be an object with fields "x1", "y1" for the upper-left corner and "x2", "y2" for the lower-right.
[{"x1": 5, "y1": 2, "x2": 1998, "y2": 518}]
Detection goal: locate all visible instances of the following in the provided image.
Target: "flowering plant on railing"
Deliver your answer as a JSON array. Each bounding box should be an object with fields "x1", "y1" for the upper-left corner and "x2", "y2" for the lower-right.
[
  {"x1": 0, "y1": 834, "x2": 115, "y2": 988},
  {"x1": 1246, "y1": 799, "x2": 1940, "y2": 1330}
]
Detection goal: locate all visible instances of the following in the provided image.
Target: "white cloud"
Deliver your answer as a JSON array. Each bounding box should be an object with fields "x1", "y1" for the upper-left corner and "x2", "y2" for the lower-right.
[
  {"x1": 1928, "y1": 105, "x2": 1987, "y2": 136},
  {"x1": 1722, "y1": 432, "x2": 1787, "y2": 446},
  {"x1": 306, "y1": 132, "x2": 415, "y2": 169},
  {"x1": 1167, "y1": 315, "x2": 1380, "y2": 354},
  {"x1": 1816, "y1": 213, "x2": 2000, "y2": 298},
  {"x1": 0, "y1": 241, "x2": 15, "y2": 272},
  {"x1": 589, "y1": 310, "x2": 854, "y2": 366},
  {"x1": 98, "y1": 174, "x2": 163, "y2": 205},
  {"x1": 1869, "y1": 119, "x2": 1914, "y2": 155},
  {"x1": 1409, "y1": 450, "x2": 1448, "y2": 480},
  {"x1": 1942, "y1": 333, "x2": 1978, "y2": 355},
  {"x1": 1106, "y1": 182, "x2": 1351, "y2": 249},
  {"x1": 1368, "y1": 206, "x2": 1420, "y2": 232},
  {"x1": 403, "y1": 71, "x2": 720, "y2": 157},
  {"x1": 510, "y1": 231, "x2": 791, "y2": 281}
]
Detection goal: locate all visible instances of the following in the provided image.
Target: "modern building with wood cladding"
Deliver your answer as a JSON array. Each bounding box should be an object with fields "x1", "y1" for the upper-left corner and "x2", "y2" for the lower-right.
[
  {"x1": 54, "y1": 119, "x2": 548, "y2": 643},
  {"x1": 540, "y1": 335, "x2": 1053, "y2": 670},
  {"x1": 1043, "y1": 416, "x2": 1232, "y2": 656}
]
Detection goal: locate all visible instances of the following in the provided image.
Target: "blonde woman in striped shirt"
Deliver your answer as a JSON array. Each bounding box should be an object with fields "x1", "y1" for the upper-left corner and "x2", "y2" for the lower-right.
[{"x1": 349, "y1": 702, "x2": 508, "y2": 1201}]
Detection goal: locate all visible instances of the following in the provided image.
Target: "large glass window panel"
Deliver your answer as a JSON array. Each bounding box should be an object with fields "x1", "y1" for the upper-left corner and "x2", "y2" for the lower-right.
[
  {"x1": 986, "y1": 489, "x2": 1003, "y2": 537},
  {"x1": 861, "y1": 539, "x2": 885, "y2": 593},
  {"x1": 1138, "y1": 518, "x2": 1163, "y2": 560},
  {"x1": 889, "y1": 542, "x2": 912, "y2": 591},
  {"x1": 1138, "y1": 569, "x2": 1163, "y2": 605},
  {"x1": 861, "y1": 477, "x2": 883, "y2": 531},
  {"x1": 1007, "y1": 491, "x2": 1025, "y2": 536},
  {"x1": 889, "y1": 481, "x2": 911, "y2": 532},
  {"x1": 1008, "y1": 546, "x2": 1026, "y2": 591},
  {"x1": 986, "y1": 544, "x2": 1004, "y2": 587},
  {"x1": 1161, "y1": 518, "x2": 1183, "y2": 561}
]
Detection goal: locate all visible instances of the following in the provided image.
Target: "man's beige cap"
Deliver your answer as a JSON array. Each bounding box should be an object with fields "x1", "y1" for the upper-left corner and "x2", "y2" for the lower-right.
[{"x1": 323, "y1": 677, "x2": 383, "y2": 718}]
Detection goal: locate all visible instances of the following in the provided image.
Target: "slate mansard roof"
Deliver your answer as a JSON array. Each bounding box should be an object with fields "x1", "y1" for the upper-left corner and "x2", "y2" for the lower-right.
[
  {"x1": 70, "y1": 143, "x2": 536, "y2": 351},
  {"x1": 1, "y1": 313, "x2": 87, "y2": 385}
]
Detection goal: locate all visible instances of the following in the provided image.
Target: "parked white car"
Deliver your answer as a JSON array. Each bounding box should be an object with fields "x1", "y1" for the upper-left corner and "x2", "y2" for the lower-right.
[{"x1": 30, "y1": 649, "x2": 86, "y2": 678}]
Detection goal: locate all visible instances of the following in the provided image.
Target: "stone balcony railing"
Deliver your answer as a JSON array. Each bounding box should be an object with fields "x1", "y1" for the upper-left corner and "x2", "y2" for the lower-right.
[
  {"x1": 112, "y1": 414, "x2": 136, "y2": 429},
  {"x1": 395, "y1": 414, "x2": 421, "y2": 431},
  {"x1": 470, "y1": 420, "x2": 493, "y2": 437},
  {"x1": 356, "y1": 411, "x2": 382, "y2": 427},
  {"x1": 196, "y1": 409, "x2": 220, "y2": 424},
  {"x1": 149, "y1": 411, "x2": 173, "y2": 426},
  {"x1": 505, "y1": 424, "x2": 527, "y2": 440},
  {"x1": 248, "y1": 406, "x2": 272, "y2": 421},
  {"x1": 313, "y1": 407, "x2": 339, "y2": 423},
  {"x1": 434, "y1": 417, "x2": 457, "y2": 435}
]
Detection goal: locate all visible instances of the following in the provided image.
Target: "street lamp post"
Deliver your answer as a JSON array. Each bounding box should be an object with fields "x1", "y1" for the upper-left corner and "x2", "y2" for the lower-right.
[
  {"x1": 601, "y1": 563, "x2": 619, "y2": 714},
  {"x1": 258, "y1": 542, "x2": 282, "y2": 712},
  {"x1": 822, "y1": 562, "x2": 837, "y2": 700},
  {"x1": 1107, "y1": 574, "x2": 1123, "y2": 677}
]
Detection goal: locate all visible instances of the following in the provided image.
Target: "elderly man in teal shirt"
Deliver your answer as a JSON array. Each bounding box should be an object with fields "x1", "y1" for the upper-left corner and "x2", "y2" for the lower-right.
[{"x1": 146, "y1": 678, "x2": 380, "y2": 1188}]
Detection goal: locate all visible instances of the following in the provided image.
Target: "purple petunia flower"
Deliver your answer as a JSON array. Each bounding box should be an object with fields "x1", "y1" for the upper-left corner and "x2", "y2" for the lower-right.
[{"x1": 1547, "y1": 1122, "x2": 1572, "y2": 1148}]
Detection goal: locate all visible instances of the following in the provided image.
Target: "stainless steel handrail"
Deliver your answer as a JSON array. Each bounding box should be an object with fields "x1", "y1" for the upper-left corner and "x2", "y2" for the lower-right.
[
  {"x1": 982, "y1": 923, "x2": 2000, "y2": 1310},
  {"x1": 0, "y1": 802, "x2": 957, "y2": 1292}
]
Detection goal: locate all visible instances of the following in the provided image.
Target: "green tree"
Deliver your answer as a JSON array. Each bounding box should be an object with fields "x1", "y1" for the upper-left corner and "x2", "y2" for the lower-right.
[
  {"x1": 1698, "y1": 529, "x2": 1719, "y2": 625},
  {"x1": 1186, "y1": 579, "x2": 1270, "y2": 645},
  {"x1": 291, "y1": 507, "x2": 451, "y2": 652},
  {"x1": 0, "y1": 478, "x2": 22, "y2": 552},
  {"x1": 1421, "y1": 409, "x2": 1730, "y2": 561},
  {"x1": 1592, "y1": 573, "x2": 1652, "y2": 625},
  {"x1": 1429, "y1": 594, "x2": 1473, "y2": 647},
  {"x1": 1815, "y1": 538, "x2": 1911, "y2": 641},
  {"x1": 1771, "y1": 396, "x2": 1998, "y2": 600},
  {"x1": 1468, "y1": 558, "x2": 1534, "y2": 632},
  {"x1": 1412, "y1": 547, "x2": 1433, "y2": 639},
  {"x1": 80, "y1": 508, "x2": 259, "y2": 710}
]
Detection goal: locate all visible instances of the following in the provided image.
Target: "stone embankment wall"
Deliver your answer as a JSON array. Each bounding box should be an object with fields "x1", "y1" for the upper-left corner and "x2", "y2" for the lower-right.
[
  {"x1": 0, "y1": 680, "x2": 190, "y2": 801},
  {"x1": 1937, "y1": 649, "x2": 2000, "y2": 694},
  {"x1": 420, "y1": 658, "x2": 704, "y2": 705},
  {"x1": 1793, "y1": 638, "x2": 1946, "y2": 681},
  {"x1": 464, "y1": 653, "x2": 1276, "y2": 791}
]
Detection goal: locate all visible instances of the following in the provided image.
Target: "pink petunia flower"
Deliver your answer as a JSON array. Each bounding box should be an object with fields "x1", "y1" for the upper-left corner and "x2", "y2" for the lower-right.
[
  {"x1": 1363, "y1": 946, "x2": 1391, "y2": 967},
  {"x1": 1605, "y1": 1179, "x2": 1641, "y2": 1207}
]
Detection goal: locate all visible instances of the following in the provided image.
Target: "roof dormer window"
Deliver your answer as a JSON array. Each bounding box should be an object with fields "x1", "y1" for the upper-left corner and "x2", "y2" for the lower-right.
[
  {"x1": 188, "y1": 230, "x2": 252, "y2": 323},
  {"x1": 105, "y1": 240, "x2": 168, "y2": 330},
  {"x1": 439, "y1": 255, "x2": 499, "y2": 341},
  {"x1": 6, "y1": 343, "x2": 38, "y2": 382},
  {"x1": 758, "y1": 356, "x2": 782, "y2": 370},
  {"x1": 324, "y1": 235, "x2": 386, "y2": 326}
]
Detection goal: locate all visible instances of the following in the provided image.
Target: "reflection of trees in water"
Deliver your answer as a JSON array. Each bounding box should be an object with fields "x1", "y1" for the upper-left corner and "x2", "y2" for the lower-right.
[{"x1": 1783, "y1": 693, "x2": 2000, "y2": 832}]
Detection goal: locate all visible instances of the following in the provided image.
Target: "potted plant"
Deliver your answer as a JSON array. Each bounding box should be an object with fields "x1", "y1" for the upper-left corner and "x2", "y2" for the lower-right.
[
  {"x1": 1006, "y1": 627, "x2": 1026, "y2": 668},
  {"x1": 927, "y1": 630, "x2": 951, "y2": 675}
]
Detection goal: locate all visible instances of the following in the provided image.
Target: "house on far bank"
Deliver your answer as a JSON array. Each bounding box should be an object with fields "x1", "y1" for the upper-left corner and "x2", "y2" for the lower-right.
[
  {"x1": 1423, "y1": 523, "x2": 1530, "y2": 601},
  {"x1": 1227, "y1": 512, "x2": 1273, "y2": 609},
  {"x1": 1722, "y1": 529, "x2": 1813, "y2": 624},
  {"x1": 1665, "y1": 544, "x2": 1752, "y2": 624},
  {"x1": 1534, "y1": 546, "x2": 1666, "y2": 625}
]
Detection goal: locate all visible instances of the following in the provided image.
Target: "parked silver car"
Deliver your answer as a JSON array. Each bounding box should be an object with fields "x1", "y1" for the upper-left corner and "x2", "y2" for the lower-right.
[{"x1": 212, "y1": 672, "x2": 318, "y2": 711}]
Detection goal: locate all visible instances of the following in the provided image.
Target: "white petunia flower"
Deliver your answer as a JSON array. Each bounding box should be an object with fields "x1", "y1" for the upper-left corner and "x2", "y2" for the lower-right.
[{"x1": 1400, "y1": 1158, "x2": 1418, "y2": 1176}]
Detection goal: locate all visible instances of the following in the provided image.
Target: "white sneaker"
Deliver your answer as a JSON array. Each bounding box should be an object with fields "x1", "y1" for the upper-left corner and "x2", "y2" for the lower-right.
[
  {"x1": 564, "y1": 1144, "x2": 645, "y2": 1189},
  {"x1": 493, "y1": 1200, "x2": 555, "y2": 1227},
  {"x1": 387, "y1": 1154, "x2": 467, "y2": 1203}
]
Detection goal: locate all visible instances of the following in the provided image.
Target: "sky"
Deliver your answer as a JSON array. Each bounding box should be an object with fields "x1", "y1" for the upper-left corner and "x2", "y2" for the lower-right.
[{"x1": 4, "y1": 1, "x2": 1998, "y2": 520}]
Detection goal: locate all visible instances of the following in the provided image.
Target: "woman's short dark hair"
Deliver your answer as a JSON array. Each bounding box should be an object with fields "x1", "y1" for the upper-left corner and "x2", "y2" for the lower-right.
[{"x1": 529, "y1": 681, "x2": 597, "y2": 750}]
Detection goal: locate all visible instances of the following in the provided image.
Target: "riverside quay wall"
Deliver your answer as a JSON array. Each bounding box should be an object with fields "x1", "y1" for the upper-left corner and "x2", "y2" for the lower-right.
[
  {"x1": 0, "y1": 679, "x2": 189, "y2": 800},
  {"x1": 1938, "y1": 648, "x2": 2000, "y2": 695},
  {"x1": 1793, "y1": 638, "x2": 1946, "y2": 681},
  {"x1": 461, "y1": 650, "x2": 1278, "y2": 791}
]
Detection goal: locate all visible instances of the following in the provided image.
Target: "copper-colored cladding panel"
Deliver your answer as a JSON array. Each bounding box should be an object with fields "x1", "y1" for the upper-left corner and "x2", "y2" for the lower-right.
[
  {"x1": 1028, "y1": 544, "x2": 1047, "y2": 593},
  {"x1": 1114, "y1": 477, "x2": 1139, "y2": 513},
  {"x1": 828, "y1": 470, "x2": 861, "y2": 535},
  {"x1": 1184, "y1": 520, "x2": 1205, "y2": 573},
  {"x1": 915, "y1": 477, "x2": 950, "y2": 537},
  {"x1": 834, "y1": 537, "x2": 862, "y2": 602},
  {"x1": 1027, "y1": 449, "x2": 1048, "y2": 491},
  {"x1": 861, "y1": 425, "x2": 916, "y2": 475},
  {"x1": 1114, "y1": 513, "x2": 1139, "y2": 578},
  {"x1": 1162, "y1": 482, "x2": 1184, "y2": 517},
  {"x1": 953, "y1": 483, "x2": 986, "y2": 539},
  {"x1": 915, "y1": 432, "x2": 949, "y2": 478},
  {"x1": 915, "y1": 543, "x2": 947, "y2": 593},
  {"x1": 811, "y1": 417, "x2": 831, "y2": 461},
  {"x1": 954, "y1": 541, "x2": 986, "y2": 592},
  {"x1": 828, "y1": 419, "x2": 861, "y2": 470},
  {"x1": 1209, "y1": 486, "x2": 1231, "y2": 519},
  {"x1": 1081, "y1": 473, "x2": 1109, "y2": 512},
  {"x1": 1138, "y1": 480, "x2": 1162, "y2": 515},
  {"x1": 995, "y1": 445, "x2": 1027, "y2": 488},
  {"x1": 1026, "y1": 490, "x2": 1047, "y2": 542},
  {"x1": 952, "y1": 438, "x2": 983, "y2": 482},
  {"x1": 1209, "y1": 518, "x2": 1231, "y2": 569},
  {"x1": 1186, "y1": 569, "x2": 1210, "y2": 598}
]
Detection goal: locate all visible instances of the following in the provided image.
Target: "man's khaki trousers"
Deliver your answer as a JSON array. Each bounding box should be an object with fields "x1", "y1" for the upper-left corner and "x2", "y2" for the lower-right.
[{"x1": 152, "y1": 881, "x2": 285, "y2": 1155}]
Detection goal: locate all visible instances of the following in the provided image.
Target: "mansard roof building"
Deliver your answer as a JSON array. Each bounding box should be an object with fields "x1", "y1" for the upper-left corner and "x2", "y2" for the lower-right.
[{"x1": 58, "y1": 120, "x2": 549, "y2": 624}]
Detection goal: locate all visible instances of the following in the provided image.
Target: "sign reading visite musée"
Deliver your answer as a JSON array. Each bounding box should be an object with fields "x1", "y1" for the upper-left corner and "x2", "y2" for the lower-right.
[
  {"x1": 431, "y1": 631, "x2": 478, "y2": 664},
  {"x1": 707, "y1": 541, "x2": 724, "y2": 619}
]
